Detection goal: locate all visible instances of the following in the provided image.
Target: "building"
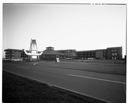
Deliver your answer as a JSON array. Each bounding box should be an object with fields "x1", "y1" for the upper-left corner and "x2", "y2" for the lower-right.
[
  {"x1": 76, "y1": 47, "x2": 122, "y2": 60},
  {"x1": 21, "y1": 49, "x2": 29, "y2": 61},
  {"x1": 76, "y1": 50, "x2": 96, "y2": 59},
  {"x1": 57, "y1": 49, "x2": 77, "y2": 59},
  {"x1": 95, "y1": 49, "x2": 106, "y2": 59},
  {"x1": 4, "y1": 46, "x2": 122, "y2": 61},
  {"x1": 4, "y1": 49, "x2": 23, "y2": 61},
  {"x1": 106, "y1": 47, "x2": 122, "y2": 60},
  {"x1": 4, "y1": 39, "x2": 43, "y2": 62},
  {"x1": 41, "y1": 47, "x2": 64, "y2": 60}
]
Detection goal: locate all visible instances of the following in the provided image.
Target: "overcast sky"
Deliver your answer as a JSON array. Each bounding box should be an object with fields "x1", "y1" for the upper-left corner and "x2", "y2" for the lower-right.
[{"x1": 3, "y1": 3, "x2": 126, "y2": 56}]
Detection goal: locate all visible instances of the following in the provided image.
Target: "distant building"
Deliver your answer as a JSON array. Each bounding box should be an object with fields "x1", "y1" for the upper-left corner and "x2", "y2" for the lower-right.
[
  {"x1": 95, "y1": 49, "x2": 106, "y2": 59},
  {"x1": 76, "y1": 47, "x2": 122, "y2": 60},
  {"x1": 4, "y1": 49, "x2": 23, "y2": 61},
  {"x1": 76, "y1": 50, "x2": 95, "y2": 59},
  {"x1": 106, "y1": 47, "x2": 122, "y2": 60},
  {"x1": 41, "y1": 47, "x2": 64, "y2": 60},
  {"x1": 21, "y1": 49, "x2": 29, "y2": 61},
  {"x1": 4, "y1": 46, "x2": 123, "y2": 61},
  {"x1": 57, "y1": 49, "x2": 77, "y2": 59}
]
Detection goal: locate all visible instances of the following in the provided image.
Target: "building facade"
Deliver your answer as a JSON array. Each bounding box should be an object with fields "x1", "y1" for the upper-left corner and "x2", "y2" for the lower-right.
[
  {"x1": 76, "y1": 50, "x2": 95, "y2": 59},
  {"x1": 4, "y1": 46, "x2": 122, "y2": 61},
  {"x1": 4, "y1": 49, "x2": 24, "y2": 61},
  {"x1": 95, "y1": 49, "x2": 106, "y2": 59},
  {"x1": 57, "y1": 49, "x2": 77, "y2": 59},
  {"x1": 106, "y1": 47, "x2": 122, "y2": 60},
  {"x1": 40, "y1": 47, "x2": 64, "y2": 60},
  {"x1": 76, "y1": 47, "x2": 122, "y2": 60}
]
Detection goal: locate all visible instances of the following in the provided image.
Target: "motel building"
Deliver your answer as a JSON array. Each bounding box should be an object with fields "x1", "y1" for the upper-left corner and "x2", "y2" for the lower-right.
[
  {"x1": 40, "y1": 47, "x2": 64, "y2": 61},
  {"x1": 4, "y1": 49, "x2": 23, "y2": 61},
  {"x1": 4, "y1": 38, "x2": 123, "y2": 61}
]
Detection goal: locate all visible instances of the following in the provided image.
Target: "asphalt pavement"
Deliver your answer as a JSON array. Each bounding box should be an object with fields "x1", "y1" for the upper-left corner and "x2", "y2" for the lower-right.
[{"x1": 3, "y1": 61, "x2": 126, "y2": 103}]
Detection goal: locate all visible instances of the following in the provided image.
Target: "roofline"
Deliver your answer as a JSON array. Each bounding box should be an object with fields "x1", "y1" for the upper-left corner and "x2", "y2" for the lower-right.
[
  {"x1": 58, "y1": 49, "x2": 76, "y2": 50},
  {"x1": 107, "y1": 46, "x2": 122, "y2": 49},
  {"x1": 4, "y1": 49, "x2": 23, "y2": 51}
]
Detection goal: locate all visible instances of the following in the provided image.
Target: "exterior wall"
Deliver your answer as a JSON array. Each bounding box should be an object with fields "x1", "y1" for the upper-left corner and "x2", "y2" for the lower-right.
[
  {"x1": 12, "y1": 52, "x2": 19, "y2": 60},
  {"x1": 76, "y1": 47, "x2": 122, "y2": 60},
  {"x1": 4, "y1": 49, "x2": 30, "y2": 61},
  {"x1": 57, "y1": 50, "x2": 77, "y2": 59},
  {"x1": 106, "y1": 47, "x2": 122, "y2": 60},
  {"x1": 41, "y1": 54, "x2": 57, "y2": 61},
  {"x1": 95, "y1": 49, "x2": 106, "y2": 59},
  {"x1": 41, "y1": 47, "x2": 64, "y2": 60},
  {"x1": 5, "y1": 50, "x2": 12, "y2": 60},
  {"x1": 4, "y1": 49, "x2": 23, "y2": 61},
  {"x1": 77, "y1": 50, "x2": 96, "y2": 59},
  {"x1": 21, "y1": 50, "x2": 29, "y2": 61}
]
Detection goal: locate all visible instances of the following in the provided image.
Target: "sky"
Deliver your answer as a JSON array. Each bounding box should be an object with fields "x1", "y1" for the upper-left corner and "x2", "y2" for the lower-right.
[{"x1": 3, "y1": 3, "x2": 126, "y2": 57}]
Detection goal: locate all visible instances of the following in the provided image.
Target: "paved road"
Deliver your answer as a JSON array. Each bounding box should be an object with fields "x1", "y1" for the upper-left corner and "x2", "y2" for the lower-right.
[{"x1": 3, "y1": 61, "x2": 126, "y2": 103}]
